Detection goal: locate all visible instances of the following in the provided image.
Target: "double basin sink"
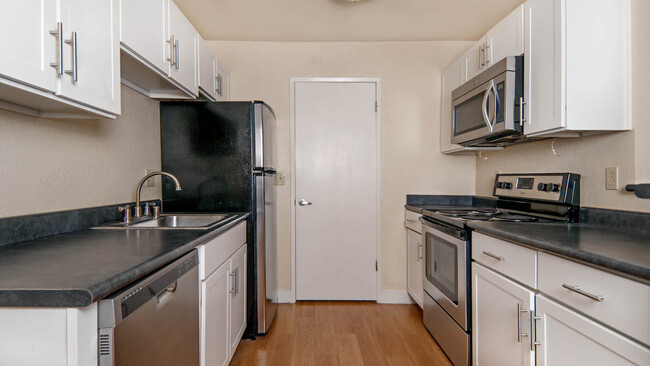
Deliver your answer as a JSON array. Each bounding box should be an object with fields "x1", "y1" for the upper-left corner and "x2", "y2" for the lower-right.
[{"x1": 96, "y1": 213, "x2": 238, "y2": 230}]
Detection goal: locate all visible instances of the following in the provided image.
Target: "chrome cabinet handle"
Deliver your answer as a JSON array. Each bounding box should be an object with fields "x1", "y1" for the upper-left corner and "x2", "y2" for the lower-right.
[
  {"x1": 174, "y1": 39, "x2": 179, "y2": 69},
  {"x1": 562, "y1": 284, "x2": 605, "y2": 302},
  {"x1": 478, "y1": 44, "x2": 484, "y2": 68},
  {"x1": 166, "y1": 35, "x2": 175, "y2": 66},
  {"x1": 234, "y1": 267, "x2": 239, "y2": 295},
  {"x1": 406, "y1": 219, "x2": 417, "y2": 223},
  {"x1": 298, "y1": 199, "x2": 312, "y2": 206},
  {"x1": 64, "y1": 31, "x2": 78, "y2": 82},
  {"x1": 484, "y1": 42, "x2": 491, "y2": 65},
  {"x1": 482, "y1": 251, "x2": 505, "y2": 261},
  {"x1": 216, "y1": 74, "x2": 222, "y2": 96},
  {"x1": 531, "y1": 313, "x2": 542, "y2": 350},
  {"x1": 49, "y1": 22, "x2": 63, "y2": 75},
  {"x1": 417, "y1": 242, "x2": 423, "y2": 261},
  {"x1": 229, "y1": 270, "x2": 236, "y2": 294},
  {"x1": 517, "y1": 303, "x2": 529, "y2": 343},
  {"x1": 519, "y1": 97, "x2": 527, "y2": 125}
]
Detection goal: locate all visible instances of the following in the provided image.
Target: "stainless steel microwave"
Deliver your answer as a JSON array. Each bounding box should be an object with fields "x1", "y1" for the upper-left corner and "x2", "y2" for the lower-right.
[{"x1": 451, "y1": 56, "x2": 524, "y2": 147}]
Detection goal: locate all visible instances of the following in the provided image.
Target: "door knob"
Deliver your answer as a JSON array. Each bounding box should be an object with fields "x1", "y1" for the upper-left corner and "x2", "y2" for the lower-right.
[{"x1": 298, "y1": 199, "x2": 312, "y2": 206}]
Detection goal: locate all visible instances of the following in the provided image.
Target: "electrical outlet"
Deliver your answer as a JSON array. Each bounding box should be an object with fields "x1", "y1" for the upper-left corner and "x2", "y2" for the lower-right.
[
  {"x1": 275, "y1": 172, "x2": 285, "y2": 186},
  {"x1": 145, "y1": 169, "x2": 155, "y2": 187},
  {"x1": 605, "y1": 167, "x2": 618, "y2": 190}
]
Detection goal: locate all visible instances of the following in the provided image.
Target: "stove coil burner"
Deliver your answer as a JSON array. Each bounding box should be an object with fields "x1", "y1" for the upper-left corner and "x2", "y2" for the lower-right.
[
  {"x1": 491, "y1": 214, "x2": 538, "y2": 222},
  {"x1": 435, "y1": 209, "x2": 500, "y2": 218}
]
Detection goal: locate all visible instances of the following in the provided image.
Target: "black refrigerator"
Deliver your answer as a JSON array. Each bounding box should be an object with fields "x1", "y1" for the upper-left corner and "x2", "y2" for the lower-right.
[{"x1": 160, "y1": 101, "x2": 277, "y2": 336}]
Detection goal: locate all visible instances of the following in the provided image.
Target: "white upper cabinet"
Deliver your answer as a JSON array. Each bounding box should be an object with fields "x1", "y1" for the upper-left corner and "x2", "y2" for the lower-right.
[
  {"x1": 0, "y1": 0, "x2": 120, "y2": 118},
  {"x1": 197, "y1": 37, "x2": 217, "y2": 101},
  {"x1": 120, "y1": 0, "x2": 198, "y2": 99},
  {"x1": 463, "y1": 39, "x2": 485, "y2": 81},
  {"x1": 486, "y1": 4, "x2": 524, "y2": 66},
  {"x1": 119, "y1": 0, "x2": 168, "y2": 73},
  {"x1": 58, "y1": 0, "x2": 121, "y2": 115},
  {"x1": 168, "y1": 1, "x2": 198, "y2": 94},
  {"x1": 0, "y1": 1, "x2": 57, "y2": 93},
  {"x1": 523, "y1": 0, "x2": 631, "y2": 137}
]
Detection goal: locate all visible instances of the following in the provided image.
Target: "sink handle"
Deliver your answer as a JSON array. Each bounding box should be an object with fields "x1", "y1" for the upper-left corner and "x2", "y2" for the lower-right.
[{"x1": 118, "y1": 205, "x2": 132, "y2": 224}]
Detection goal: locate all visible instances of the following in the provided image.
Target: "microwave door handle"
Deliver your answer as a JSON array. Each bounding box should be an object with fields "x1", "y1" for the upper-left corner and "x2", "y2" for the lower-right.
[
  {"x1": 490, "y1": 82, "x2": 499, "y2": 129},
  {"x1": 481, "y1": 82, "x2": 493, "y2": 132}
]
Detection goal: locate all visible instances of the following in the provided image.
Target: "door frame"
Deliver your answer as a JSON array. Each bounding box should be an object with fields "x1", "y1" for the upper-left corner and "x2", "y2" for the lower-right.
[{"x1": 289, "y1": 77, "x2": 382, "y2": 303}]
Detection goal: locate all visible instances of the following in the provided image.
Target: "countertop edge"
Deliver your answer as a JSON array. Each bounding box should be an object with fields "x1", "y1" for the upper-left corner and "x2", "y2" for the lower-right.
[
  {"x1": 0, "y1": 213, "x2": 250, "y2": 308},
  {"x1": 467, "y1": 222, "x2": 650, "y2": 283}
]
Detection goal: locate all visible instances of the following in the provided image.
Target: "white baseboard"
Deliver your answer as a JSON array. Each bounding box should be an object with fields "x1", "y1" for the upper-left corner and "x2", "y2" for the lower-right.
[
  {"x1": 377, "y1": 290, "x2": 415, "y2": 304},
  {"x1": 276, "y1": 289, "x2": 295, "y2": 303}
]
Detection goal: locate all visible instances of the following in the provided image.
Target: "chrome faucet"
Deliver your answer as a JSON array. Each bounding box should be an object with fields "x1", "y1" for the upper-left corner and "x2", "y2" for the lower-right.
[{"x1": 134, "y1": 171, "x2": 182, "y2": 217}]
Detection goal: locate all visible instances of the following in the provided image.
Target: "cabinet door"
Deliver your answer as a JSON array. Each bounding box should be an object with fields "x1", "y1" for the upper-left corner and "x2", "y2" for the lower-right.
[
  {"x1": 523, "y1": 0, "x2": 564, "y2": 135},
  {"x1": 197, "y1": 38, "x2": 217, "y2": 100},
  {"x1": 464, "y1": 38, "x2": 485, "y2": 81},
  {"x1": 215, "y1": 61, "x2": 230, "y2": 101},
  {"x1": 407, "y1": 229, "x2": 423, "y2": 308},
  {"x1": 473, "y1": 262, "x2": 535, "y2": 366},
  {"x1": 202, "y1": 260, "x2": 231, "y2": 366},
  {"x1": 536, "y1": 295, "x2": 650, "y2": 366},
  {"x1": 487, "y1": 4, "x2": 524, "y2": 65},
  {"x1": 230, "y1": 245, "x2": 247, "y2": 358},
  {"x1": 58, "y1": 0, "x2": 120, "y2": 114},
  {"x1": 168, "y1": 1, "x2": 198, "y2": 95},
  {"x1": 0, "y1": 1, "x2": 57, "y2": 92},
  {"x1": 440, "y1": 57, "x2": 465, "y2": 153},
  {"x1": 119, "y1": 0, "x2": 169, "y2": 73}
]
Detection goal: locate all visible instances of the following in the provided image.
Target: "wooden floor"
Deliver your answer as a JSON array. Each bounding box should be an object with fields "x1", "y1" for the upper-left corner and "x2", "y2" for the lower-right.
[{"x1": 231, "y1": 301, "x2": 452, "y2": 366}]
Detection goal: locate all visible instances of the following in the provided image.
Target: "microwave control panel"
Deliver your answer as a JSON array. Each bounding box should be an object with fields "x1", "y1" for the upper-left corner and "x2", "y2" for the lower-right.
[{"x1": 493, "y1": 173, "x2": 581, "y2": 205}]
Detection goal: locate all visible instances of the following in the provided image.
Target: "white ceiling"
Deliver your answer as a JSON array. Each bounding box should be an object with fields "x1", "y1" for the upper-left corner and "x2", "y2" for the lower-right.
[{"x1": 175, "y1": 0, "x2": 525, "y2": 42}]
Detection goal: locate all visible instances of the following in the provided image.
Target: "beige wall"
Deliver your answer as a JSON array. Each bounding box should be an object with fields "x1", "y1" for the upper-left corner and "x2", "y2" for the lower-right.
[
  {"x1": 476, "y1": 0, "x2": 650, "y2": 213},
  {"x1": 207, "y1": 41, "x2": 477, "y2": 292},
  {"x1": 0, "y1": 85, "x2": 161, "y2": 218}
]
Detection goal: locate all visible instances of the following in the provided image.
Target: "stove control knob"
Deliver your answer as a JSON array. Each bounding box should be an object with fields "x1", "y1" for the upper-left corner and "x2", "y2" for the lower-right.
[
  {"x1": 537, "y1": 183, "x2": 547, "y2": 191},
  {"x1": 503, "y1": 182, "x2": 513, "y2": 189},
  {"x1": 546, "y1": 183, "x2": 560, "y2": 192},
  {"x1": 496, "y1": 182, "x2": 503, "y2": 189}
]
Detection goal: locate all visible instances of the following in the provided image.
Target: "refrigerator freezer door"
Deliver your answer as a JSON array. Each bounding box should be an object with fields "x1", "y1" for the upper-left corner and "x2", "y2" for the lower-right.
[{"x1": 256, "y1": 174, "x2": 278, "y2": 333}]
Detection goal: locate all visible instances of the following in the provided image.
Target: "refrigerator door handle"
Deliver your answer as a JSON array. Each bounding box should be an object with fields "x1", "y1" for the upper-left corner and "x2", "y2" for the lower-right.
[
  {"x1": 264, "y1": 168, "x2": 277, "y2": 176},
  {"x1": 253, "y1": 167, "x2": 265, "y2": 175}
]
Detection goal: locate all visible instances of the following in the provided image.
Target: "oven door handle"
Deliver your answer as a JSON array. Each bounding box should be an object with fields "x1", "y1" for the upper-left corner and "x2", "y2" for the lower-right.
[{"x1": 420, "y1": 217, "x2": 466, "y2": 241}]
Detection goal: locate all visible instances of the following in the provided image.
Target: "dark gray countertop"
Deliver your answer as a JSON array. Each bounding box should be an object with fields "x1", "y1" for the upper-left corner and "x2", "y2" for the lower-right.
[
  {"x1": 0, "y1": 214, "x2": 248, "y2": 307},
  {"x1": 467, "y1": 221, "x2": 650, "y2": 282}
]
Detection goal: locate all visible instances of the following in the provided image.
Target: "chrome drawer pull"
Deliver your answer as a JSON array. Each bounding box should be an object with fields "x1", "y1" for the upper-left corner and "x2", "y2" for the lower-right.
[
  {"x1": 405, "y1": 219, "x2": 417, "y2": 223},
  {"x1": 517, "y1": 303, "x2": 529, "y2": 343},
  {"x1": 562, "y1": 284, "x2": 605, "y2": 302},
  {"x1": 483, "y1": 251, "x2": 505, "y2": 261}
]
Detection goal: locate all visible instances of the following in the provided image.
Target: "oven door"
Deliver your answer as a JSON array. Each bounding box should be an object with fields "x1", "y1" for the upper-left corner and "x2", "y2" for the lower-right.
[{"x1": 421, "y1": 218, "x2": 469, "y2": 330}]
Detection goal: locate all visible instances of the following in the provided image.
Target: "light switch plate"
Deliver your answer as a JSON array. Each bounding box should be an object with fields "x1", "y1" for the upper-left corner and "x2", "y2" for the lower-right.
[
  {"x1": 605, "y1": 167, "x2": 618, "y2": 190},
  {"x1": 275, "y1": 172, "x2": 285, "y2": 186}
]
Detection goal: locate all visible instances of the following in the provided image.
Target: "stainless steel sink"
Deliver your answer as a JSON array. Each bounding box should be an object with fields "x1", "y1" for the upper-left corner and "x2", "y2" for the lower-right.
[{"x1": 96, "y1": 214, "x2": 237, "y2": 230}]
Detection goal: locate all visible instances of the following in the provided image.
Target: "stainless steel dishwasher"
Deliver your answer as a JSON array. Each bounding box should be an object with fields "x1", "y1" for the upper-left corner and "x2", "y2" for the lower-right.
[{"x1": 98, "y1": 250, "x2": 199, "y2": 366}]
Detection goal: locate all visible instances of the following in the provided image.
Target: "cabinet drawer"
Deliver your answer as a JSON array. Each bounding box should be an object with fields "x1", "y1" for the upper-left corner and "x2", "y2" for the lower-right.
[
  {"x1": 198, "y1": 221, "x2": 246, "y2": 280},
  {"x1": 538, "y1": 253, "x2": 650, "y2": 346},
  {"x1": 472, "y1": 232, "x2": 537, "y2": 288},
  {"x1": 404, "y1": 209, "x2": 421, "y2": 233}
]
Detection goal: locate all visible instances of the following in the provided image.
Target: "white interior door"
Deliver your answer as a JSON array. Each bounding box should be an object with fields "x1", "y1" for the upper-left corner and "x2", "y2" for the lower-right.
[{"x1": 295, "y1": 80, "x2": 378, "y2": 301}]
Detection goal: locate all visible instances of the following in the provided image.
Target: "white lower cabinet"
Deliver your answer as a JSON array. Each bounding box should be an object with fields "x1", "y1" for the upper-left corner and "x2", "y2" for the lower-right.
[
  {"x1": 202, "y1": 258, "x2": 232, "y2": 366},
  {"x1": 406, "y1": 228, "x2": 423, "y2": 308},
  {"x1": 199, "y1": 221, "x2": 247, "y2": 366},
  {"x1": 536, "y1": 295, "x2": 650, "y2": 366},
  {"x1": 472, "y1": 262, "x2": 535, "y2": 366}
]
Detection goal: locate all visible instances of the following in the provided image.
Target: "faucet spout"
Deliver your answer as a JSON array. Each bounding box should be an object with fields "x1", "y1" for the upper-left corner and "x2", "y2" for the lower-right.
[{"x1": 135, "y1": 171, "x2": 182, "y2": 217}]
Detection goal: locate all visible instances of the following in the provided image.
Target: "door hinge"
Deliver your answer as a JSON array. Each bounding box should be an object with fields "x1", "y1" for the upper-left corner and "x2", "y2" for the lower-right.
[
  {"x1": 375, "y1": 101, "x2": 379, "y2": 112},
  {"x1": 375, "y1": 260, "x2": 378, "y2": 271}
]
